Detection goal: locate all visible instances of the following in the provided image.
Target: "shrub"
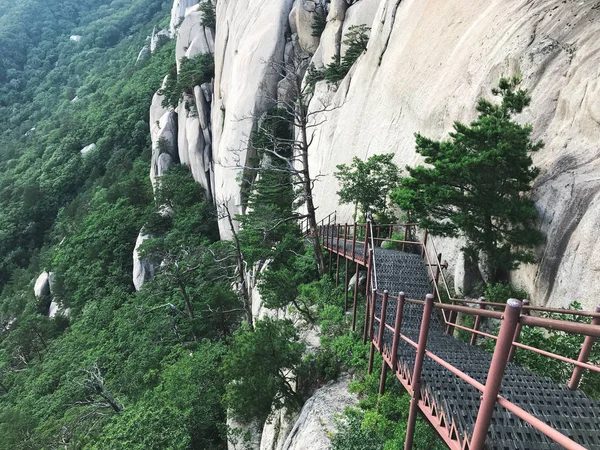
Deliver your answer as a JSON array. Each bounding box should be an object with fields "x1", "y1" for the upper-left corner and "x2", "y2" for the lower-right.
[
  {"x1": 160, "y1": 53, "x2": 214, "y2": 108},
  {"x1": 198, "y1": 1, "x2": 216, "y2": 29},
  {"x1": 307, "y1": 25, "x2": 370, "y2": 86}
]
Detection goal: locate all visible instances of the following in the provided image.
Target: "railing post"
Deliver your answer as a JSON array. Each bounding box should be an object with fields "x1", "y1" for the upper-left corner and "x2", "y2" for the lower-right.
[
  {"x1": 469, "y1": 299, "x2": 522, "y2": 450},
  {"x1": 470, "y1": 296, "x2": 486, "y2": 346},
  {"x1": 368, "y1": 291, "x2": 381, "y2": 375},
  {"x1": 351, "y1": 262, "x2": 359, "y2": 331},
  {"x1": 351, "y1": 222, "x2": 357, "y2": 260},
  {"x1": 377, "y1": 291, "x2": 389, "y2": 396},
  {"x1": 390, "y1": 292, "x2": 406, "y2": 373},
  {"x1": 343, "y1": 224, "x2": 348, "y2": 258},
  {"x1": 568, "y1": 305, "x2": 600, "y2": 391},
  {"x1": 433, "y1": 256, "x2": 441, "y2": 301},
  {"x1": 363, "y1": 223, "x2": 370, "y2": 263},
  {"x1": 445, "y1": 302, "x2": 457, "y2": 336},
  {"x1": 344, "y1": 257, "x2": 349, "y2": 312},
  {"x1": 327, "y1": 216, "x2": 332, "y2": 277},
  {"x1": 405, "y1": 294, "x2": 434, "y2": 450},
  {"x1": 508, "y1": 299, "x2": 529, "y2": 362},
  {"x1": 421, "y1": 229, "x2": 428, "y2": 258},
  {"x1": 363, "y1": 249, "x2": 373, "y2": 344},
  {"x1": 402, "y1": 224, "x2": 407, "y2": 252}
]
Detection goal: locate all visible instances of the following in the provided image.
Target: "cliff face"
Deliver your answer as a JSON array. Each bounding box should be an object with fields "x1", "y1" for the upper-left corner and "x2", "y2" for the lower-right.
[
  {"x1": 211, "y1": 0, "x2": 294, "y2": 237},
  {"x1": 304, "y1": 0, "x2": 600, "y2": 310},
  {"x1": 155, "y1": 0, "x2": 600, "y2": 308}
]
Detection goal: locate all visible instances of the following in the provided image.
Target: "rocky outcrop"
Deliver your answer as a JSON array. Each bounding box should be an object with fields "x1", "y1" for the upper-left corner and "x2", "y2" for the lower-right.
[
  {"x1": 280, "y1": 374, "x2": 358, "y2": 450},
  {"x1": 150, "y1": 79, "x2": 178, "y2": 189},
  {"x1": 260, "y1": 408, "x2": 297, "y2": 450},
  {"x1": 150, "y1": 27, "x2": 170, "y2": 53},
  {"x1": 34, "y1": 272, "x2": 67, "y2": 317},
  {"x1": 136, "y1": 45, "x2": 151, "y2": 64},
  {"x1": 169, "y1": 0, "x2": 200, "y2": 37},
  {"x1": 303, "y1": 0, "x2": 600, "y2": 311},
  {"x1": 80, "y1": 143, "x2": 97, "y2": 156},
  {"x1": 212, "y1": 0, "x2": 295, "y2": 238},
  {"x1": 292, "y1": 0, "x2": 322, "y2": 54},
  {"x1": 133, "y1": 232, "x2": 158, "y2": 291},
  {"x1": 171, "y1": 5, "x2": 215, "y2": 198},
  {"x1": 176, "y1": 8, "x2": 215, "y2": 70}
]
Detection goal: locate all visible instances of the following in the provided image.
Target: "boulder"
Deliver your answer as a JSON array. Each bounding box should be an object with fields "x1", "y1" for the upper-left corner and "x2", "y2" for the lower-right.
[
  {"x1": 150, "y1": 80, "x2": 178, "y2": 189},
  {"x1": 69, "y1": 35, "x2": 82, "y2": 42},
  {"x1": 280, "y1": 374, "x2": 358, "y2": 450},
  {"x1": 293, "y1": 0, "x2": 323, "y2": 54},
  {"x1": 175, "y1": 9, "x2": 215, "y2": 72},
  {"x1": 136, "y1": 45, "x2": 151, "y2": 64},
  {"x1": 309, "y1": 0, "x2": 347, "y2": 68},
  {"x1": 340, "y1": 0, "x2": 380, "y2": 56},
  {"x1": 133, "y1": 232, "x2": 158, "y2": 291},
  {"x1": 260, "y1": 408, "x2": 297, "y2": 450},
  {"x1": 227, "y1": 417, "x2": 262, "y2": 450},
  {"x1": 177, "y1": 94, "x2": 213, "y2": 197},
  {"x1": 347, "y1": 270, "x2": 367, "y2": 291},
  {"x1": 34, "y1": 272, "x2": 51, "y2": 299},
  {"x1": 150, "y1": 27, "x2": 171, "y2": 53},
  {"x1": 80, "y1": 143, "x2": 97, "y2": 156}
]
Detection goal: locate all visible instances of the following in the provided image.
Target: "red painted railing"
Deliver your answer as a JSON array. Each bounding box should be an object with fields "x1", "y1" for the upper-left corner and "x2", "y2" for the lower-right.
[{"x1": 317, "y1": 221, "x2": 600, "y2": 450}]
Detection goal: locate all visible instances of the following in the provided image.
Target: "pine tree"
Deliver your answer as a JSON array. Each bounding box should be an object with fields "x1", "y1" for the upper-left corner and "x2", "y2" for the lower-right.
[{"x1": 392, "y1": 77, "x2": 544, "y2": 283}]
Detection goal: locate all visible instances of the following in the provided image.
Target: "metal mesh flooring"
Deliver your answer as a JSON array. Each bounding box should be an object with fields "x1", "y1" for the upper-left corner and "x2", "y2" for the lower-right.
[
  {"x1": 371, "y1": 248, "x2": 600, "y2": 450},
  {"x1": 323, "y1": 232, "x2": 600, "y2": 449}
]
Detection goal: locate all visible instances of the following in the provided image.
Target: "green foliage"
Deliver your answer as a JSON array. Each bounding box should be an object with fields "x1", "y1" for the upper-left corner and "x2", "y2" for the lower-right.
[
  {"x1": 483, "y1": 282, "x2": 528, "y2": 304},
  {"x1": 198, "y1": 1, "x2": 216, "y2": 29},
  {"x1": 258, "y1": 241, "x2": 321, "y2": 322},
  {"x1": 238, "y1": 108, "x2": 297, "y2": 266},
  {"x1": 381, "y1": 233, "x2": 405, "y2": 250},
  {"x1": 221, "y1": 318, "x2": 306, "y2": 425},
  {"x1": 335, "y1": 153, "x2": 401, "y2": 221},
  {"x1": 90, "y1": 343, "x2": 226, "y2": 450},
  {"x1": 392, "y1": 77, "x2": 544, "y2": 283},
  {"x1": 311, "y1": 13, "x2": 327, "y2": 38},
  {"x1": 308, "y1": 25, "x2": 370, "y2": 86},
  {"x1": 160, "y1": 53, "x2": 215, "y2": 109},
  {"x1": 0, "y1": 2, "x2": 231, "y2": 447},
  {"x1": 331, "y1": 371, "x2": 445, "y2": 450}
]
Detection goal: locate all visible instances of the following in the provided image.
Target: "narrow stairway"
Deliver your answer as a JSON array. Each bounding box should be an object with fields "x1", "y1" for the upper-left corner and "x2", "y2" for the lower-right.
[{"x1": 371, "y1": 247, "x2": 600, "y2": 450}]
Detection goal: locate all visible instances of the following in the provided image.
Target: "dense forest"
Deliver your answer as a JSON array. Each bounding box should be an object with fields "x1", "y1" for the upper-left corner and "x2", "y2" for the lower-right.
[{"x1": 0, "y1": 1, "x2": 389, "y2": 448}]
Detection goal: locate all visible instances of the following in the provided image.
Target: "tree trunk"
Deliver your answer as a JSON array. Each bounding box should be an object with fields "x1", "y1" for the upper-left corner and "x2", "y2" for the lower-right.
[
  {"x1": 176, "y1": 277, "x2": 195, "y2": 319},
  {"x1": 225, "y1": 206, "x2": 254, "y2": 327},
  {"x1": 299, "y1": 116, "x2": 325, "y2": 276}
]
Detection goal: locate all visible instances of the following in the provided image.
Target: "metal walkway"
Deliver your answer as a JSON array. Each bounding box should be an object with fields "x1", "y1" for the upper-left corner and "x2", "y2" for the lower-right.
[
  {"x1": 372, "y1": 248, "x2": 600, "y2": 450},
  {"x1": 318, "y1": 221, "x2": 600, "y2": 450}
]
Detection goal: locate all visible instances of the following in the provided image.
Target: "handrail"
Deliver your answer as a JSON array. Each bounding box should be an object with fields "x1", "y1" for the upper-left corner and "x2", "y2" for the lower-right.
[
  {"x1": 373, "y1": 294, "x2": 594, "y2": 450},
  {"x1": 368, "y1": 220, "x2": 378, "y2": 293},
  {"x1": 322, "y1": 220, "x2": 600, "y2": 450}
]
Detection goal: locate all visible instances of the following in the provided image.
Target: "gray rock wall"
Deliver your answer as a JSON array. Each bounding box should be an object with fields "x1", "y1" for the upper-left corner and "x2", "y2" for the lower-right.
[
  {"x1": 158, "y1": 0, "x2": 600, "y2": 310},
  {"x1": 212, "y1": 0, "x2": 294, "y2": 238},
  {"x1": 304, "y1": 0, "x2": 600, "y2": 310}
]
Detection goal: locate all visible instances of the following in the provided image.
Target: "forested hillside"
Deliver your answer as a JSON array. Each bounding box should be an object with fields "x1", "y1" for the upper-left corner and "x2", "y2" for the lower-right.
[{"x1": 0, "y1": 0, "x2": 227, "y2": 447}]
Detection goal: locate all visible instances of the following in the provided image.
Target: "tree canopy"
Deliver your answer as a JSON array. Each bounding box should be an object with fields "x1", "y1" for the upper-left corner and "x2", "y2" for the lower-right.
[{"x1": 392, "y1": 77, "x2": 544, "y2": 282}]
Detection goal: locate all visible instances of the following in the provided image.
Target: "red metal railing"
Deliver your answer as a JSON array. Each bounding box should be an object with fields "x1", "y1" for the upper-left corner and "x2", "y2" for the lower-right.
[{"x1": 318, "y1": 221, "x2": 600, "y2": 450}]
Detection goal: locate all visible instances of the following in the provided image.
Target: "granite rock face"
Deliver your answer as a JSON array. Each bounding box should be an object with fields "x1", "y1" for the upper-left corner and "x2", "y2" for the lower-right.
[
  {"x1": 212, "y1": 0, "x2": 294, "y2": 238},
  {"x1": 303, "y1": 0, "x2": 600, "y2": 310},
  {"x1": 157, "y1": 0, "x2": 600, "y2": 311},
  {"x1": 133, "y1": 232, "x2": 158, "y2": 291}
]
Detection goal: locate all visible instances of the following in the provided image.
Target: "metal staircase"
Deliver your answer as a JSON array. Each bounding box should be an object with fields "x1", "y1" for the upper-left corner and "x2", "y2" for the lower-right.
[{"x1": 319, "y1": 220, "x2": 600, "y2": 450}]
